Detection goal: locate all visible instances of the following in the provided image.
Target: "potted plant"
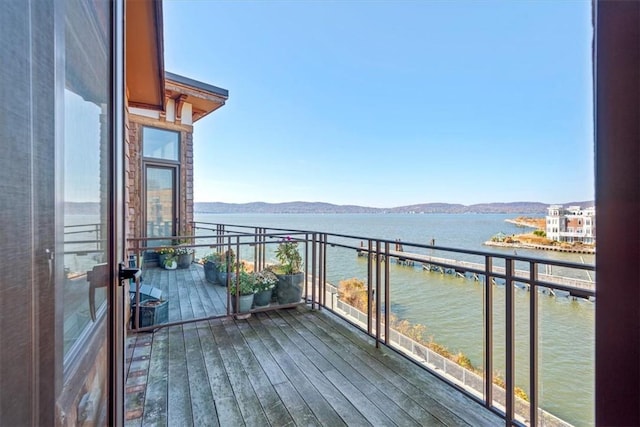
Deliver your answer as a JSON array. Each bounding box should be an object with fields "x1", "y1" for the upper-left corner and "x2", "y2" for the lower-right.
[
  {"x1": 229, "y1": 270, "x2": 255, "y2": 317},
  {"x1": 155, "y1": 246, "x2": 174, "y2": 268},
  {"x1": 253, "y1": 269, "x2": 278, "y2": 307},
  {"x1": 174, "y1": 246, "x2": 194, "y2": 269},
  {"x1": 202, "y1": 252, "x2": 224, "y2": 284},
  {"x1": 217, "y1": 249, "x2": 236, "y2": 286},
  {"x1": 273, "y1": 237, "x2": 304, "y2": 304},
  {"x1": 163, "y1": 254, "x2": 178, "y2": 270}
]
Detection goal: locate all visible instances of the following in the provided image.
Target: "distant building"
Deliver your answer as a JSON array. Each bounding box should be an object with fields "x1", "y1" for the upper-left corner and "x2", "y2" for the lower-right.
[{"x1": 546, "y1": 205, "x2": 596, "y2": 244}]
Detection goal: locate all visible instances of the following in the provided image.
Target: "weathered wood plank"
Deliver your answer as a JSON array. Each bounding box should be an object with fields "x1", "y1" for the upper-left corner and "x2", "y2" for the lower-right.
[
  {"x1": 167, "y1": 325, "x2": 194, "y2": 426},
  {"x1": 223, "y1": 318, "x2": 295, "y2": 426},
  {"x1": 165, "y1": 270, "x2": 183, "y2": 323},
  {"x1": 198, "y1": 268, "x2": 228, "y2": 317},
  {"x1": 251, "y1": 313, "x2": 359, "y2": 427},
  {"x1": 142, "y1": 327, "x2": 169, "y2": 426},
  {"x1": 279, "y1": 310, "x2": 443, "y2": 425},
  {"x1": 303, "y1": 309, "x2": 501, "y2": 426},
  {"x1": 183, "y1": 323, "x2": 218, "y2": 427},
  {"x1": 176, "y1": 268, "x2": 196, "y2": 321},
  {"x1": 190, "y1": 266, "x2": 217, "y2": 316},
  {"x1": 274, "y1": 310, "x2": 418, "y2": 426},
  {"x1": 183, "y1": 267, "x2": 205, "y2": 319},
  {"x1": 195, "y1": 320, "x2": 244, "y2": 426},
  {"x1": 305, "y1": 310, "x2": 471, "y2": 420},
  {"x1": 210, "y1": 319, "x2": 270, "y2": 425}
]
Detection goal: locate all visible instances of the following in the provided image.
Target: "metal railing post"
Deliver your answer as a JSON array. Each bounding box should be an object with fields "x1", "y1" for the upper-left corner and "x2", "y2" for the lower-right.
[
  {"x1": 505, "y1": 258, "x2": 515, "y2": 425},
  {"x1": 367, "y1": 240, "x2": 373, "y2": 336},
  {"x1": 311, "y1": 233, "x2": 317, "y2": 309},
  {"x1": 384, "y1": 241, "x2": 390, "y2": 345},
  {"x1": 485, "y1": 256, "x2": 493, "y2": 407},
  {"x1": 234, "y1": 236, "x2": 241, "y2": 315},
  {"x1": 319, "y1": 233, "x2": 327, "y2": 309},
  {"x1": 261, "y1": 228, "x2": 266, "y2": 270},
  {"x1": 226, "y1": 235, "x2": 231, "y2": 316},
  {"x1": 254, "y1": 227, "x2": 259, "y2": 271},
  {"x1": 375, "y1": 240, "x2": 381, "y2": 348},
  {"x1": 530, "y1": 262, "x2": 539, "y2": 426}
]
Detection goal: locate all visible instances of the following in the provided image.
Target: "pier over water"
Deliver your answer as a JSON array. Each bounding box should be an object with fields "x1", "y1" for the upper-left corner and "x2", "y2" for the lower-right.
[{"x1": 357, "y1": 244, "x2": 595, "y2": 296}]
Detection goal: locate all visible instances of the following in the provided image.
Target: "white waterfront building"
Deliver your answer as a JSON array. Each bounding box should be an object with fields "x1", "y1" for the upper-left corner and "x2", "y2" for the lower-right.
[{"x1": 546, "y1": 205, "x2": 596, "y2": 244}]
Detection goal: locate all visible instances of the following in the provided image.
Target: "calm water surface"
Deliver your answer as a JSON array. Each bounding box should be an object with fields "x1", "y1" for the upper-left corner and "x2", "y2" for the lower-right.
[{"x1": 195, "y1": 213, "x2": 594, "y2": 426}]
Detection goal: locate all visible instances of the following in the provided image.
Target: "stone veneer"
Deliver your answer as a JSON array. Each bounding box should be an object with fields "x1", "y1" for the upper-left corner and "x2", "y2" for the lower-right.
[{"x1": 125, "y1": 116, "x2": 195, "y2": 245}]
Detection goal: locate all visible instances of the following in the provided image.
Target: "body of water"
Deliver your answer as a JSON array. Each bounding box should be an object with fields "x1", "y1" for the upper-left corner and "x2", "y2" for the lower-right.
[{"x1": 195, "y1": 213, "x2": 595, "y2": 426}]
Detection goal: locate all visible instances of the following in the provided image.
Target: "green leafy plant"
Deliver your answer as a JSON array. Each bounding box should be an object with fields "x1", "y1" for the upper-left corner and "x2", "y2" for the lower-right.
[
  {"x1": 229, "y1": 271, "x2": 256, "y2": 296},
  {"x1": 202, "y1": 252, "x2": 224, "y2": 264},
  {"x1": 254, "y1": 269, "x2": 278, "y2": 292},
  {"x1": 274, "y1": 237, "x2": 303, "y2": 274},
  {"x1": 163, "y1": 255, "x2": 177, "y2": 268}
]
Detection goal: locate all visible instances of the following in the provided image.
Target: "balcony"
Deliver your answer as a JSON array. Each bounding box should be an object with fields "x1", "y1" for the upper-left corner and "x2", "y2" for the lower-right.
[
  {"x1": 125, "y1": 294, "x2": 503, "y2": 425},
  {"x1": 125, "y1": 223, "x2": 595, "y2": 426}
]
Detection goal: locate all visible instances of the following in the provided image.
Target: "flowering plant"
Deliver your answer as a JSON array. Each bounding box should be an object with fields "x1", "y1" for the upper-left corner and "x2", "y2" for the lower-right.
[
  {"x1": 156, "y1": 247, "x2": 174, "y2": 255},
  {"x1": 230, "y1": 271, "x2": 256, "y2": 296},
  {"x1": 254, "y1": 269, "x2": 278, "y2": 292},
  {"x1": 173, "y1": 246, "x2": 193, "y2": 256},
  {"x1": 274, "y1": 237, "x2": 303, "y2": 274}
]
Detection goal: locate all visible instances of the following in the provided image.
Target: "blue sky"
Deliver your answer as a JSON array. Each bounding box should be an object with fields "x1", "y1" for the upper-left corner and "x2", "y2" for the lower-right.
[{"x1": 163, "y1": 0, "x2": 594, "y2": 208}]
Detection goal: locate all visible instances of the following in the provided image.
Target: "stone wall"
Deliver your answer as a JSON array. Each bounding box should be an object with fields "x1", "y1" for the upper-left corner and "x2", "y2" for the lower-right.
[{"x1": 126, "y1": 115, "x2": 194, "y2": 242}]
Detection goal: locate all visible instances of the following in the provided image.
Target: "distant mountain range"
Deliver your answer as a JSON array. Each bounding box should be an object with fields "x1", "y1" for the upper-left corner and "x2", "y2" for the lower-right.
[
  {"x1": 64, "y1": 200, "x2": 594, "y2": 215},
  {"x1": 194, "y1": 201, "x2": 595, "y2": 215}
]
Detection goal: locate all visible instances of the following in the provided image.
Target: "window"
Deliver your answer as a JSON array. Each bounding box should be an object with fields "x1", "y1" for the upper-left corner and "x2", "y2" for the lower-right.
[
  {"x1": 142, "y1": 127, "x2": 181, "y2": 243},
  {"x1": 143, "y1": 127, "x2": 179, "y2": 161}
]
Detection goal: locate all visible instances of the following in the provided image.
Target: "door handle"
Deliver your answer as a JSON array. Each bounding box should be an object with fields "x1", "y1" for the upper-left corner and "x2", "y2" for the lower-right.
[
  {"x1": 118, "y1": 262, "x2": 141, "y2": 284},
  {"x1": 45, "y1": 249, "x2": 54, "y2": 288}
]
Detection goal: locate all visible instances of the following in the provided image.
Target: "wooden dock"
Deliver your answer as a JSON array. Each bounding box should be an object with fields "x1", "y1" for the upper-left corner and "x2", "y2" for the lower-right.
[{"x1": 357, "y1": 248, "x2": 596, "y2": 294}]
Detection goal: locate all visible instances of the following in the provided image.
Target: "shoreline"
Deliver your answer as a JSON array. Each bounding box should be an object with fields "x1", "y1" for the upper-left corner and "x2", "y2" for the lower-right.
[
  {"x1": 505, "y1": 218, "x2": 544, "y2": 229},
  {"x1": 484, "y1": 240, "x2": 595, "y2": 254}
]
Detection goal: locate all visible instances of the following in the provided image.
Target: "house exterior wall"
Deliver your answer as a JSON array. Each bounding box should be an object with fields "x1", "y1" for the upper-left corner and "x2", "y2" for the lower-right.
[
  {"x1": 126, "y1": 112, "x2": 195, "y2": 244},
  {"x1": 545, "y1": 205, "x2": 596, "y2": 244}
]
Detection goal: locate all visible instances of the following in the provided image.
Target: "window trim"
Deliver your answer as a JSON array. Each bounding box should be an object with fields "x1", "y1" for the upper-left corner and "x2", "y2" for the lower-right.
[
  {"x1": 142, "y1": 125, "x2": 181, "y2": 163},
  {"x1": 142, "y1": 162, "x2": 180, "y2": 241}
]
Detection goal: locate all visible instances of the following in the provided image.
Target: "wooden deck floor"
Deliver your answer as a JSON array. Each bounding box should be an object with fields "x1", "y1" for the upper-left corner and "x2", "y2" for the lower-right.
[
  {"x1": 134, "y1": 265, "x2": 229, "y2": 323},
  {"x1": 125, "y1": 264, "x2": 503, "y2": 426}
]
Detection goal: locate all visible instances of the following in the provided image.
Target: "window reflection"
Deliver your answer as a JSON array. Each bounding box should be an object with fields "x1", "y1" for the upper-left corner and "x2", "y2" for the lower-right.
[
  {"x1": 62, "y1": 0, "x2": 109, "y2": 357},
  {"x1": 63, "y1": 90, "x2": 108, "y2": 355}
]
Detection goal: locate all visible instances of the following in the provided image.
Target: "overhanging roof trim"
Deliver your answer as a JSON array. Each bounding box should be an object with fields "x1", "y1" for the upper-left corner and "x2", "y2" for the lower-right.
[
  {"x1": 125, "y1": 0, "x2": 165, "y2": 111},
  {"x1": 165, "y1": 71, "x2": 229, "y2": 98}
]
